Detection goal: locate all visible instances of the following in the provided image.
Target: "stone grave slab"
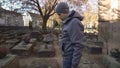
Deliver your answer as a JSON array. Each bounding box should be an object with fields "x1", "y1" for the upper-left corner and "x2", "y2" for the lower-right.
[
  {"x1": 0, "y1": 35, "x2": 5, "y2": 44},
  {"x1": 1, "y1": 39, "x2": 20, "y2": 49},
  {"x1": 29, "y1": 38, "x2": 37, "y2": 46},
  {"x1": 43, "y1": 34, "x2": 54, "y2": 43},
  {"x1": 93, "y1": 41, "x2": 104, "y2": 47},
  {"x1": 79, "y1": 57, "x2": 100, "y2": 68},
  {"x1": 0, "y1": 54, "x2": 19, "y2": 68},
  {"x1": 27, "y1": 59, "x2": 59, "y2": 68},
  {"x1": 1, "y1": 44, "x2": 14, "y2": 49},
  {"x1": 5, "y1": 39, "x2": 20, "y2": 44},
  {"x1": 82, "y1": 42, "x2": 102, "y2": 54},
  {"x1": 88, "y1": 45, "x2": 102, "y2": 54},
  {"x1": 30, "y1": 31, "x2": 41, "y2": 38},
  {"x1": 38, "y1": 43, "x2": 55, "y2": 57},
  {"x1": 102, "y1": 55, "x2": 120, "y2": 68},
  {"x1": 11, "y1": 41, "x2": 33, "y2": 56}
]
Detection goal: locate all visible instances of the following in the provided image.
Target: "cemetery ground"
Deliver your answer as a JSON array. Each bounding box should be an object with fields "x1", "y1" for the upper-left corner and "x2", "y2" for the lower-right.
[
  {"x1": 0, "y1": 27, "x2": 119, "y2": 68},
  {"x1": 18, "y1": 40, "x2": 107, "y2": 68}
]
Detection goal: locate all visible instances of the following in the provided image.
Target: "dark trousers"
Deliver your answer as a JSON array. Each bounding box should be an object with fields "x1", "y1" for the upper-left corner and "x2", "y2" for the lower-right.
[{"x1": 62, "y1": 47, "x2": 83, "y2": 68}]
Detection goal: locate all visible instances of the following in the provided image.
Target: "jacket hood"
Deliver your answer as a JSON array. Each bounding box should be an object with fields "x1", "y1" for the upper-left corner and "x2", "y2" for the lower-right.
[{"x1": 63, "y1": 10, "x2": 83, "y2": 24}]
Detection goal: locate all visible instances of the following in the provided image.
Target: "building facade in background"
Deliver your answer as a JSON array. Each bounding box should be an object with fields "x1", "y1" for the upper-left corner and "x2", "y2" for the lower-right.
[
  {"x1": 98, "y1": 0, "x2": 120, "y2": 50},
  {"x1": 0, "y1": 7, "x2": 24, "y2": 26}
]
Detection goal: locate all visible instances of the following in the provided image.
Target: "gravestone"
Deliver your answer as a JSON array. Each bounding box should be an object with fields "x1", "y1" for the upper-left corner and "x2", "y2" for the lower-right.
[
  {"x1": 43, "y1": 34, "x2": 54, "y2": 44},
  {"x1": 0, "y1": 34, "x2": 5, "y2": 44},
  {"x1": 1, "y1": 44, "x2": 14, "y2": 49},
  {"x1": 30, "y1": 31, "x2": 43, "y2": 41},
  {"x1": 27, "y1": 59, "x2": 59, "y2": 68},
  {"x1": 82, "y1": 42, "x2": 102, "y2": 54},
  {"x1": 11, "y1": 41, "x2": 33, "y2": 56},
  {"x1": 5, "y1": 39, "x2": 20, "y2": 44},
  {"x1": 88, "y1": 46, "x2": 102, "y2": 54},
  {"x1": 102, "y1": 55, "x2": 120, "y2": 68},
  {"x1": 0, "y1": 54, "x2": 19, "y2": 68},
  {"x1": 29, "y1": 38, "x2": 37, "y2": 46},
  {"x1": 38, "y1": 43, "x2": 55, "y2": 57},
  {"x1": 94, "y1": 41, "x2": 104, "y2": 47},
  {"x1": 2, "y1": 39, "x2": 20, "y2": 49},
  {"x1": 79, "y1": 56, "x2": 101, "y2": 68}
]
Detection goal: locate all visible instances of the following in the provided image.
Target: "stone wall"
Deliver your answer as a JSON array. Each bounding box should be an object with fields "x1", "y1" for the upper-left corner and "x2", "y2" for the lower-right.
[
  {"x1": 98, "y1": 0, "x2": 120, "y2": 50},
  {"x1": 0, "y1": 8, "x2": 24, "y2": 26}
]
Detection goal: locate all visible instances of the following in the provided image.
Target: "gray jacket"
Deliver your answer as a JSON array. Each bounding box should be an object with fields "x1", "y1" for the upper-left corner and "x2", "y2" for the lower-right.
[{"x1": 59, "y1": 10, "x2": 84, "y2": 56}]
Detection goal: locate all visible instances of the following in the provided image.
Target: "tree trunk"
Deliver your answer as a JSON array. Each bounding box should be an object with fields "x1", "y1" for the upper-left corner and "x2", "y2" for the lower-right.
[{"x1": 42, "y1": 19, "x2": 47, "y2": 31}]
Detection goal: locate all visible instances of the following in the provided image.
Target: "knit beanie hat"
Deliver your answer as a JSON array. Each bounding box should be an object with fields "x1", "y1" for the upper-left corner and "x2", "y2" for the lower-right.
[{"x1": 55, "y1": 2, "x2": 69, "y2": 13}]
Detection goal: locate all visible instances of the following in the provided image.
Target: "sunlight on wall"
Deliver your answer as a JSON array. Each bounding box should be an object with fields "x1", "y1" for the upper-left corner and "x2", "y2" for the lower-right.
[
  {"x1": 110, "y1": 0, "x2": 118, "y2": 20},
  {"x1": 110, "y1": 0, "x2": 118, "y2": 9}
]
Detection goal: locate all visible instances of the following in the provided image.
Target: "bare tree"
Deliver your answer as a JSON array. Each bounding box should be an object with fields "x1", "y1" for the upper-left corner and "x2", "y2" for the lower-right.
[
  {"x1": 68, "y1": 0, "x2": 88, "y2": 6},
  {"x1": 23, "y1": 0, "x2": 58, "y2": 30}
]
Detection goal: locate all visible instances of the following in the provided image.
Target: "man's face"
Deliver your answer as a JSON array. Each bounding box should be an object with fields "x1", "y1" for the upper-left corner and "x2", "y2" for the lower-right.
[{"x1": 57, "y1": 13, "x2": 67, "y2": 20}]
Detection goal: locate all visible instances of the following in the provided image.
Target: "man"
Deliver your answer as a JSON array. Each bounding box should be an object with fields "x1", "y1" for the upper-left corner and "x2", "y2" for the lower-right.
[{"x1": 55, "y1": 2, "x2": 84, "y2": 68}]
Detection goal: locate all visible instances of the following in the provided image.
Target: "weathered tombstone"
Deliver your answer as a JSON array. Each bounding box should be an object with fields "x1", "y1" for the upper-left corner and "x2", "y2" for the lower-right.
[
  {"x1": 0, "y1": 34, "x2": 5, "y2": 44},
  {"x1": 5, "y1": 39, "x2": 20, "y2": 44},
  {"x1": 94, "y1": 41, "x2": 104, "y2": 47},
  {"x1": 0, "y1": 47, "x2": 9, "y2": 59},
  {"x1": 29, "y1": 38, "x2": 37, "y2": 46},
  {"x1": 38, "y1": 43, "x2": 55, "y2": 57},
  {"x1": 88, "y1": 46, "x2": 102, "y2": 54},
  {"x1": 30, "y1": 31, "x2": 43, "y2": 41},
  {"x1": 2, "y1": 39, "x2": 20, "y2": 49},
  {"x1": 82, "y1": 42, "x2": 102, "y2": 54},
  {"x1": 11, "y1": 41, "x2": 33, "y2": 56},
  {"x1": 79, "y1": 57, "x2": 101, "y2": 68},
  {"x1": 0, "y1": 54, "x2": 19, "y2": 68},
  {"x1": 27, "y1": 59, "x2": 59, "y2": 68},
  {"x1": 1, "y1": 44, "x2": 15, "y2": 50},
  {"x1": 29, "y1": 38, "x2": 37, "y2": 53},
  {"x1": 102, "y1": 55, "x2": 120, "y2": 68},
  {"x1": 30, "y1": 31, "x2": 41, "y2": 38},
  {"x1": 43, "y1": 34, "x2": 54, "y2": 44}
]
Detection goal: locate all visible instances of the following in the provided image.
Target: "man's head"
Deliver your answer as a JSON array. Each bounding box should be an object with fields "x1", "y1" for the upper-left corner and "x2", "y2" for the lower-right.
[{"x1": 55, "y1": 2, "x2": 69, "y2": 20}]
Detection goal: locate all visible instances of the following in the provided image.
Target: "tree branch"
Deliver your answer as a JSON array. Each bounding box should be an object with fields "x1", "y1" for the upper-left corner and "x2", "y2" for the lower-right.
[
  {"x1": 49, "y1": 12, "x2": 56, "y2": 16},
  {"x1": 31, "y1": 0, "x2": 37, "y2": 4},
  {"x1": 47, "y1": 0, "x2": 57, "y2": 15},
  {"x1": 36, "y1": 0, "x2": 44, "y2": 18},
  {"x1": 25, "y1": 1, "x2": 38, "y2": 8},
  {"x1": 31, "y1": 7, "x2": 39, "y2": 12}
]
